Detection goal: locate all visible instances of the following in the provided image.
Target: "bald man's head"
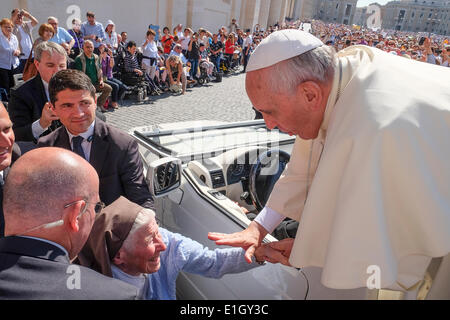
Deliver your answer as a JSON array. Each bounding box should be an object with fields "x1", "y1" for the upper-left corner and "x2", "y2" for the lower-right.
[{"x1": 3, "y1": 147, "x2": 99, "y2": 235}]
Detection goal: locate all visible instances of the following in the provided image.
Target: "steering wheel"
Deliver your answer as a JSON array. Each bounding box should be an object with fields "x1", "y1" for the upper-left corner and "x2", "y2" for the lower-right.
[{"x1": 248, "y1": 149, "x2": 290, "y2": 212}]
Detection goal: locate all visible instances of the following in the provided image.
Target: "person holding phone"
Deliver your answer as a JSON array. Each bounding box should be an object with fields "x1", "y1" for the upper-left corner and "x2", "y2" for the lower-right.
[
  {"x1": 99, "y1": 44, "x2": 127, "y2": 108},
  {"x1": 11, "y1": 8, "x2": 38, "y2": 73}
]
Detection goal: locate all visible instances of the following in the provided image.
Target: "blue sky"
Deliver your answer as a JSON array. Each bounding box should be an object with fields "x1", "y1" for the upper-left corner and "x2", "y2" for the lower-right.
[{"x1": 357, "y1": 0, "x2": 392, "y2": 7}]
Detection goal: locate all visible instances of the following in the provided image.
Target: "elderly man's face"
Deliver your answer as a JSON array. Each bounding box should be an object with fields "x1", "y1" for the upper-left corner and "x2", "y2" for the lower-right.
[
  {"x1": 0, "y1": 105, "x2": 14, "y2": 171},
  {"x1": 48, "y1": 19, "x2": 58, "y2": 30},
  {"x1": 246, "y1": 70, "x2": 326, "y2": 139},
  {"x1": 83, "y1": 41, "x2": 94, "y2": 56},
  {"x1": 119, "y1": 218, "x2": 167, "y2": 275},
  {"x1": 52, "y1": 89, "x2": 96, "y2": 136}
]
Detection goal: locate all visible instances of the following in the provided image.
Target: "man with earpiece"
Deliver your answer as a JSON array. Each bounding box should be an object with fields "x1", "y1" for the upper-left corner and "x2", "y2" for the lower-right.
[{"x1": 0, "y1": 147, "x2": 139, "y2": 299}]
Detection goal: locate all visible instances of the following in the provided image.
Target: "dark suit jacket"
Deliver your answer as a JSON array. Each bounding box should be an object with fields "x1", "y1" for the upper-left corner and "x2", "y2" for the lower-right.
[
  {"x1": 8, "y1": 74, "x2": 59, "y2": 142},
  {"x1": 8, "y1": 74, "x2": 106, "y2": 142},
  {"x1": 0, "y1": 143, "x2": 22, "y2": 237},
  {"x1": 37, "y1": 119, "x2": 154, "y2": 208},
  {"x1": 0, "y1": 236, "x2": 138, "y2": 299}
]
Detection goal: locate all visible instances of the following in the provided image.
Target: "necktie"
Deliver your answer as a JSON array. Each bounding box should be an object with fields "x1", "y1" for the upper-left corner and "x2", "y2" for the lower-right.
[{"x1": 72, "y1": 136, "x2": 86, "y2": 160}]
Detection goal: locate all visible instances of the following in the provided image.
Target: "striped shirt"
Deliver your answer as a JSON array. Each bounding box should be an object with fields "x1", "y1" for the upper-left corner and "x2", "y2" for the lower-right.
[{"x1": 124, "y1": 51, "x2": 140, "y2": 73}]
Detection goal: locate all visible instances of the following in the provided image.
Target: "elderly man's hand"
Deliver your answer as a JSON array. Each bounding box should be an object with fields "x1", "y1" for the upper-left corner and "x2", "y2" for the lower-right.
[
  {"x1": 266, "y1": 238, "x2": 294, "y2": 265},
  {"x1": 208, "y1": 221, "x2": 268, "y2": 264},
  {"x1": 254, "y1": 242, "x2": 291, "y2": 266}
]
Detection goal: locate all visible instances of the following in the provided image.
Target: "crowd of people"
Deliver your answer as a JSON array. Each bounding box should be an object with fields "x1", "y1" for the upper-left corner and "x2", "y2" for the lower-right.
[
  {"x1": 0, "y1": 10, "x2": 266, "y2": 110},
  {"x1": 1, "y1": 9, "x2": 448, "y2": 109},
  {"x1": 309, "y1": 20, "x2": 449, "y2": 65}
]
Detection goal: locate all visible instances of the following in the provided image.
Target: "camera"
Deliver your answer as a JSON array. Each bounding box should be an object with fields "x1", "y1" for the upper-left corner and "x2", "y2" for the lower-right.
[{"x1": 418, "y1": 37, "x2": 426, "y2": 46}]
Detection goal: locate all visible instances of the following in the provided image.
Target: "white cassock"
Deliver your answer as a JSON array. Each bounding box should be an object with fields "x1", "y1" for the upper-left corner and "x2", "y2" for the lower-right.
[{"x1": 258, "y1": 46, "x2": 450, "y2": 298}]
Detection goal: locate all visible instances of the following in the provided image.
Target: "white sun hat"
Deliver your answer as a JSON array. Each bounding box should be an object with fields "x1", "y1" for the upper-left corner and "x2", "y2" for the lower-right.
[{"x1": 247, "y1": 29, "x2": 323, "y2": 72}]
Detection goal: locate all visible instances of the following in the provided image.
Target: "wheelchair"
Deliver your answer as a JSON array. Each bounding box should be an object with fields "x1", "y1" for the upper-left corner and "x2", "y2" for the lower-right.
[
  {"x1": 197, "y1": 61, "x2": 211, "y2": 85},
  {"x1": 114, "y1": 51, "x2": 158, "y2": 102}
]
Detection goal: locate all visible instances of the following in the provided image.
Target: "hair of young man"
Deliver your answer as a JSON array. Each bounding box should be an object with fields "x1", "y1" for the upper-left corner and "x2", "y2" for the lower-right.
[
  {"x1": 49, "y1": 69, "x2": 96, "y2": 105},
  {"x1": 127, "y1": 40, "x2": 137, "y2": 49}
]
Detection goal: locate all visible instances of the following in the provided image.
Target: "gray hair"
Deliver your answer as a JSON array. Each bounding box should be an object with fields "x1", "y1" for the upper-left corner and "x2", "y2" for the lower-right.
[
  {"x1": 266, "y1": 45, "x2": 337, "y2": 94},
  {"x1": 34, "y1": 41, "x2": 67, "y2": 62},
  {"x1": 84, "y1": 39, "x2": 94, "y2": 47},
  {"x1": 121, "y1": 208, "x2": 156, "y2": 252},
  {"x1": 47, "y1": 16, "x2": 58, "y2": 23}
]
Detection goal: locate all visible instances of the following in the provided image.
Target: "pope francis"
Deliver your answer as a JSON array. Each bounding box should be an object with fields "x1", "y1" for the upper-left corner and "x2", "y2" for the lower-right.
[{"x1": 208, "y1": 29, "x2": 450, "y2": 300}]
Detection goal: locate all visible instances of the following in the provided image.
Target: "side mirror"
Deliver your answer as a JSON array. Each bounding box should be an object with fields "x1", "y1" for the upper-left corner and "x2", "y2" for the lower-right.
[{"x1": 147, "y1": 157, "x2": 182, "y2": 198}]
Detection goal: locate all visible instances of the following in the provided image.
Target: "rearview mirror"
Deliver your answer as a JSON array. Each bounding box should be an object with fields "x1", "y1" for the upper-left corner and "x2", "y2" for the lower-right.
[{"x1": 147, "y1": 157, "x2": 182, "y2": 198}]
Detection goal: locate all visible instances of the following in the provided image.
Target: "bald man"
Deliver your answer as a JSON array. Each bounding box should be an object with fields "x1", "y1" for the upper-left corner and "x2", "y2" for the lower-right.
[
  {"x1": 0, "y1": 147, "x2": 138, "y2": 299},
  {"x1": 0, "y1": 102, "x2": 21, "y2": 237}
]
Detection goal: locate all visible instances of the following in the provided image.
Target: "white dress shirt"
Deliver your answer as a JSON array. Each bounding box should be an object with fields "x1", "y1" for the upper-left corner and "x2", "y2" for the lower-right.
[{"x1": 66, "y1": 120, "x2": 95, "y2": 161}]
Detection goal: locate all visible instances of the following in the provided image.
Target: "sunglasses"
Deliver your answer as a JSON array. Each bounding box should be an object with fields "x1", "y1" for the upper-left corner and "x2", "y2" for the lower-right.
[
  {"x1": 17, "y1": 199, "x2": 105, "y2": 236},
  {"x1": 64, "y1": 199, "x2": 105, "y2": 215}
]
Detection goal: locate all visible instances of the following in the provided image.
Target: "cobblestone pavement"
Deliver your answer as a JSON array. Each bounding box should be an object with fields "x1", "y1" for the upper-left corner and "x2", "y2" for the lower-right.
[{"x1": 104, "y1": 70, "x2": 256, "y2": 133}]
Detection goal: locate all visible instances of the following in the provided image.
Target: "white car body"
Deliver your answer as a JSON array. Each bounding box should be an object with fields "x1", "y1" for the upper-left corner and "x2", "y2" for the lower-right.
[{"x1": 130, "y1": 120, "x2": 368, "y2": 300}]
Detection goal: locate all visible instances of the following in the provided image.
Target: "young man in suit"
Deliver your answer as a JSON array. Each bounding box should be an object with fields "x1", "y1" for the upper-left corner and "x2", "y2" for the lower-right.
[
  {"x1": 38, "y1": 69, "x2": 153, "y2": 209},
  {"x1": 0, "y1": 102, "x2": 20, "y2": 237},
  {"x1": 8, "y1": 41, "x2": 106, "y2": 142},
  {"x1": 0, "y1": 146, "x2": 138, "y2": 299}
]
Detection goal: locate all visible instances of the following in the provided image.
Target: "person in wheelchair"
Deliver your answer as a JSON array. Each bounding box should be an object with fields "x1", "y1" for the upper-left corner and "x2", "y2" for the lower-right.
[
  {"x1": 198, "y1": 43, "x2": 214, "y2": 83},
  {"x1": 121, "y1": 41, "x2": 159, "y2": 97},
  {"x1": 122, "y1": 41, "x2": 145, "y2": 84}
]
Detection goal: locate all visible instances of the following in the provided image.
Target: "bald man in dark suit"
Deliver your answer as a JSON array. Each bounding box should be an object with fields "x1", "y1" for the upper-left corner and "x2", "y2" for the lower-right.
[{"x1": 0, "y1": 147, "x2": 138, "y2": 299}]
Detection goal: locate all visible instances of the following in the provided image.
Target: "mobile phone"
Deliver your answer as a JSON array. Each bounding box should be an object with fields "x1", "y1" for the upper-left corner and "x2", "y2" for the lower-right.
[{"x1": 419, "y1": 37, "x2": 426, "y2": 46}]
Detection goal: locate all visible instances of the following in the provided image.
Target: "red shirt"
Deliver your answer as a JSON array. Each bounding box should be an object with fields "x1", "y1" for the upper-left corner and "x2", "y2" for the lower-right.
[
  {"x1": 162, "y1": 34, "x2": 174, "y2": 54},
  {"x1": 225, "y1": 39, "x2": 235, "y2": 54}
]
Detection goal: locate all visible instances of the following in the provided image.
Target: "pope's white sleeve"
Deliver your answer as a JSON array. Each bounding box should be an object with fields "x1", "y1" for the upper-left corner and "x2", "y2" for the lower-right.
[
  {"x1": 31, "y1": 119, "x2": 47, "y2": 139},
  {"x1": 254, "y1": 206, "x2": 285, "y2": 234}
]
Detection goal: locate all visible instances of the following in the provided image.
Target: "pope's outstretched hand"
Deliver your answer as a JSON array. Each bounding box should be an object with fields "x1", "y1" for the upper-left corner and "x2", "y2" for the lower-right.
[{"x1": 208, "y1": 221, "x2": 268, "y2": 263}]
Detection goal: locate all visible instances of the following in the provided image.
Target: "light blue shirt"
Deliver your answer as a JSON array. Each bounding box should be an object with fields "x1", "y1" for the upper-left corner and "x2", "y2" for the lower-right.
[
  {"x1": 0, "y1": 33, "x2": 19, "y2": 69},
  {"x1": 49, "y1": 27, "x2": 74, "y2": 45},
  {"x1": 169, "y1": 50, "x2": 188, "y2": 65},
  {"x1": 81, "y1": 21, "x2": 105, "y2": 48},
  {"x1": 112, "y1": 227, "x2": 259, "y2": 300}
]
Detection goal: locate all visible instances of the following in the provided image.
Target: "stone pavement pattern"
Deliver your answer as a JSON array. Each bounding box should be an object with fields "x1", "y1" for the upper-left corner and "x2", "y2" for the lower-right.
[{"x1": 104, "y1": 72, "x2": 256, "y2": 132}]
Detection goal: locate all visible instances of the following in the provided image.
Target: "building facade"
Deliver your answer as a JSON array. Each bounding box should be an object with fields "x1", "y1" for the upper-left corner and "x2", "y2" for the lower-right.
[
  {"x1": 381, "y1": 0, "x2": 450, "y2": 35},
  {"x1": 1, "y1": 0, "x2": 299, "y2": 44}
]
